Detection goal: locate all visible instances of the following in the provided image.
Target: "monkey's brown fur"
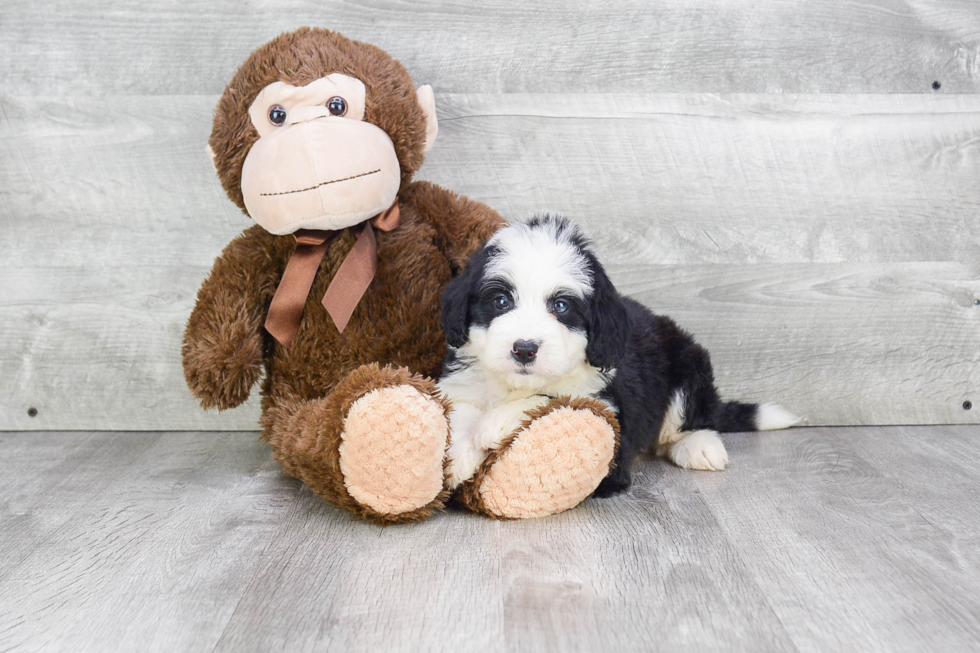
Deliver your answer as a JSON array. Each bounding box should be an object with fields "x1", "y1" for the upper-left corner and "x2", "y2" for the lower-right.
[
  {"x1": 209, "y1": 28, "x2": 432, "y2": 211},
  {"x1": 183, "y1": 29, "x2": 502, "y2": 524}
]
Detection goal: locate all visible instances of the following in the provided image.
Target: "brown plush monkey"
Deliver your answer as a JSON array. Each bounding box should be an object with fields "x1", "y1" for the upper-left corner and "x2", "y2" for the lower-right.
[{"x1": 183, "y1": 28, "x2": 618, "y2": 523}]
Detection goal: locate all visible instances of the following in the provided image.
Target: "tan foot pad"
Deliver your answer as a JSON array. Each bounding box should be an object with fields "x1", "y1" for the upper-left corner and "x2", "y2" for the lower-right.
[
  {"x1": 339, "y1": 385, "x2": 448, "y2": 515},
  {"x1": 473, "y1": 405, "x2": 617, "y2": 519}
]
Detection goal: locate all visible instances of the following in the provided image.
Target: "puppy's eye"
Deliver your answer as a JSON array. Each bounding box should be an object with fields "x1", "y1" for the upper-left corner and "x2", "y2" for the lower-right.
[
  {"x1": 553, "y1": 299, "x2": 569, "y2": 314},
  {"x1": 268, "y1": 105, "x2": 287, "y2": 126},
  {"x1": 493, "y1": 295, "x2": 511, "y2": 311},
  {"x1": 327, "y1": 96, "x2": 347, "y2": 116}
]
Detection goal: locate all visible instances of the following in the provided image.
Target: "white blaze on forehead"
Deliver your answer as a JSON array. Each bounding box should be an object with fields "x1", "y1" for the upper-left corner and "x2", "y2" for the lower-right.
[
  {"x1": 485, "y1": 221, "x2": 593, "y2": 301},
  {"x1": 456, "y1": 218, "x2": 610, "y2": 395}
]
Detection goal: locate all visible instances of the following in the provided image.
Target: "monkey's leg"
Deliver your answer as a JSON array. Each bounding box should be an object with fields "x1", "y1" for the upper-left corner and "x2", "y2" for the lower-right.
[
  {"x1": 262, "y1": 364, "x2": 451, "y2": 524},
  {"x1": 456, "y1": 397, "x2": 618, "y2": 520}
]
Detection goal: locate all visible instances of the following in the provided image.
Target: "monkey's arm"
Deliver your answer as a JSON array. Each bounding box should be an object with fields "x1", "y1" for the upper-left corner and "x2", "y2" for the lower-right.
[
  {"x1": 402, "y1": 181, "x2": 504, "y2": 271},
  {"x1": 182, "y1": 225, "x2": 279, "y2": 410}
]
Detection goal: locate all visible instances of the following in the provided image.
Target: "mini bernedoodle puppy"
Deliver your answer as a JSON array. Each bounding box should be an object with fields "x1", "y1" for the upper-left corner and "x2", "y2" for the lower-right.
[{"x1": 438, "y1": 214, "x2": 800, "y2": 496}]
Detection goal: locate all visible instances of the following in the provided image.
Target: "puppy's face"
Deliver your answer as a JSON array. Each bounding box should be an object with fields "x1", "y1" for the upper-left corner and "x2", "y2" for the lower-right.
[
  {"x1": 468, "y1": 225, "x2": 592, "y2": 389},
  {"x1": 442, "y1": 216, "x2": 629, "y2": 391}
]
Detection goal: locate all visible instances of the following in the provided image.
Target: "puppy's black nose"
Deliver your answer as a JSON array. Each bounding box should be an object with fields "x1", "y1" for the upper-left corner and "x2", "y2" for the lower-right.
[{"x1": 512, "y1": 340, "x2": 539, "y2": 365}]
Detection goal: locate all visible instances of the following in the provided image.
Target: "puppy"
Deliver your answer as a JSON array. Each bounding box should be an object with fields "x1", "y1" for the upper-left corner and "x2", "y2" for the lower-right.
[{"x1": 438, "y1": 214, "x2": 800, "y2": 495}]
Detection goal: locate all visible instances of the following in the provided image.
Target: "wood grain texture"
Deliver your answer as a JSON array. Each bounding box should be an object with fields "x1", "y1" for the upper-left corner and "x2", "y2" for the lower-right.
[
  {"x1": 1, "y1": 0, "x2": 978, "y2": 95},
  {"x1": 2, "y1": 427, "x2": 980, "y2": 651},
  {"x1": 494, "y1": 475, "x2": 798, "y2": 652},
  {"x1": 212, "y1": 491, "x2": 508, "y2": 653},
  {"x1": 1, "y1": 93, "x2": 977, "y2": 429},
  {"x1": 430, "y1": 93, "x2": 980, "y2": 265},
  {"x1": 696, "y1": 425, "x2": 980, "y2": 651},
  {"x1": 0, "y1": 431, "x2": 299, "y2": 652},
  {"x1": 0, "y1": 432, "x2": 150, "y2": 581},
  {"x1": 613, "y1": 262, "x2": 980, "y2": 426}
]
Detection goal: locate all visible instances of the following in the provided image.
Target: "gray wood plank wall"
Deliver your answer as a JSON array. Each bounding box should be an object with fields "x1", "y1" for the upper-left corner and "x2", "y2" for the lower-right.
[{"x1": 1, "y1": 1, "x2": 978, "y2": 430}]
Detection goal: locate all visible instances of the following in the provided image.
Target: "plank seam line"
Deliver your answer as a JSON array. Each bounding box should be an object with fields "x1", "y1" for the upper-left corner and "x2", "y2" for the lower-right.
[{"x1": 208, "y1": 484, "x2": 308, "y2": 653}]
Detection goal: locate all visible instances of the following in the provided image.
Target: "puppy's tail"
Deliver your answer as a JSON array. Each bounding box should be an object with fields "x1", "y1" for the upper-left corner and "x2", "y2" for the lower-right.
[{"x1": 713, "y1": 400, "x2": 802, "y2": 433}]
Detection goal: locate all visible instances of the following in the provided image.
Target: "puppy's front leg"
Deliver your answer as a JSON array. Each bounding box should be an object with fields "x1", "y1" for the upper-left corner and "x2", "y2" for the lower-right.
[
  {"x1": 474, "y1": 396, "x2": 552, "y2": 451},
  {"x1": 446, "y1": 402, "x2": 486, "y2": 489}
]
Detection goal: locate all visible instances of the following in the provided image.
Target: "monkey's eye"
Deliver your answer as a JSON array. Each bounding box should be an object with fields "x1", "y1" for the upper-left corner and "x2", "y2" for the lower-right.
[
  {"x1": 493, "y1": 295, "x2": 511, "y2": 311},
  {"x1": 553, "y1": 299, "x2": 570, "y2": 314},
  {"x1": 268, "y1": 105, "x2": 287, "y2": 126},
  {"x1": 327, "y1": 96, "x2": 347, "y2": 116}
]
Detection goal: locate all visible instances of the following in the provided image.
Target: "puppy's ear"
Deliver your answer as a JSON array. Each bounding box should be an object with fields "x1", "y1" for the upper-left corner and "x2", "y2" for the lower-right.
[
  {"x1": 586, "y1": 263, "x2": 631, "y2": 371},
  {"x1": 440, "y1": 264, "x2": 474, "y2": 348}
]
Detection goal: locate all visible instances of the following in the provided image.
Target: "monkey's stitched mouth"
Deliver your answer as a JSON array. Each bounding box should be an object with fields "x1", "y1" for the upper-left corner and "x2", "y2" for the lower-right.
[{"x1": 260, "y1": 169, "x2": 381, "y2": 197}]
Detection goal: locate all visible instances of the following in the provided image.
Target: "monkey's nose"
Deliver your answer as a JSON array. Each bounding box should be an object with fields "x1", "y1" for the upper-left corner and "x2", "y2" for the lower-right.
[
  {"x1": 285, "y1": 108, "x2": 333, "y2": 127},
  {"x1": 511, "y1": 340, "x2": 539, "y2": 365}
]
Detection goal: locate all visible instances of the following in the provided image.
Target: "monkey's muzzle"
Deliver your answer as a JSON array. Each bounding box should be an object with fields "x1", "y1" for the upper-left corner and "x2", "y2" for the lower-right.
[{"x1": 241, "y1": 118, "x2": 401, "y2": 235}]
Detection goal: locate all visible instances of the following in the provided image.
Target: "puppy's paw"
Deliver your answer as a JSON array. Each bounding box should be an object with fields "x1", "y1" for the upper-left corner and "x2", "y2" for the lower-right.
[
  {"x1": 594, "y1": 470, "x2": 631, "y2": 498},
  {"x1": 446, "y1": 439, "x2": 487, "y2": 489},
  {"x1": 669, "y1": 430, "x2": 728, "y2": 471},
  {"x1": 474, "y1": 400, "x2": 546, "y2": 451}
]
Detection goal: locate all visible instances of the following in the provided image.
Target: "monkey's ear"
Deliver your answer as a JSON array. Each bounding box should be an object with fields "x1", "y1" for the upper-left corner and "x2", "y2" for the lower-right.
[
  {"x1": 206, "y1": 143, "x2": 217, "y2": 172},
  {"x1": 416, "y1": 85, "x2": 439, "y2": 152}
]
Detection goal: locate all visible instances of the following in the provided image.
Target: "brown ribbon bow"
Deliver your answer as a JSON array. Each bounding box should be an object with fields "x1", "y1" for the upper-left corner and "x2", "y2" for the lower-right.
[{"x1": 264, "y1": 198, "x2": 401, "y2": 349}]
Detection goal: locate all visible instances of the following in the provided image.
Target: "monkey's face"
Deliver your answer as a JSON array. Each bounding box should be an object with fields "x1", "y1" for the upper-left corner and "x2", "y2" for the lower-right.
[{"x1": 240, "y1": 73, "x2": 402, "y2": 235}]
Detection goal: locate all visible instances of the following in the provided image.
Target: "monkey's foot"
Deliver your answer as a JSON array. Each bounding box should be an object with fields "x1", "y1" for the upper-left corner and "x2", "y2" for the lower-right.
[
  {"x1": 339, "y1": 383, "x2": 449, "y2": 518},
  {"x1": 457, "y1": 397, "x2": 618, "y2": 519}
]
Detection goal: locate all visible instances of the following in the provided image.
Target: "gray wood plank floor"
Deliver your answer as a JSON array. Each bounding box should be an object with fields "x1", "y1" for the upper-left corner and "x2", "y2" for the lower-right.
[{"x1": 1, "y1": 426, "x2": 978, "y2": 652}]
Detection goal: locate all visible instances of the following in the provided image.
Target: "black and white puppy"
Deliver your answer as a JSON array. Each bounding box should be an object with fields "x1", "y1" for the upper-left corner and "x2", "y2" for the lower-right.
[{"x1": 438, "y1": 214, "x2": 800, "y2": 495}]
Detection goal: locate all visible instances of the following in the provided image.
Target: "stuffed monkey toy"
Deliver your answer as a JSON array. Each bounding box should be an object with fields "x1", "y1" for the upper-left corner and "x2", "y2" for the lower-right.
[{"x1": 182, "y1": 28, "x2": 618, "y2": 523}]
